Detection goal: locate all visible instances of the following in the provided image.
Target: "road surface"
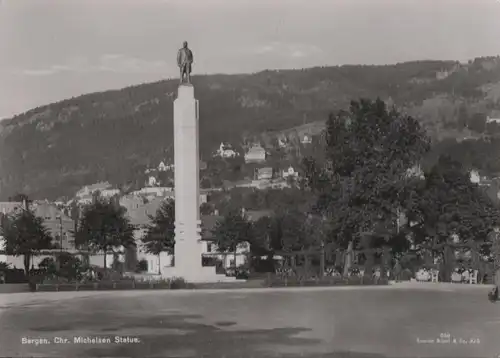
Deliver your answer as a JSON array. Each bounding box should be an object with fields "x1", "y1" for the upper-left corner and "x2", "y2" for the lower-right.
[{"x1": 0, "y1": 284, "x2": 498, "y2": 357}]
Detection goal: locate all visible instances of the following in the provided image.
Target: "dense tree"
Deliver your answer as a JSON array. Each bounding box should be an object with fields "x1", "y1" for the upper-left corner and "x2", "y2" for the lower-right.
[
  {"x1": 9, "y1": 193, "x2": 31, "y2": 204},
  {"x1": 251, "y1": 215, "x2": 275, "y2": 257},
  {"x1": 212, "y1": 208, "x2": 254, "y2": 265},
  {"x1": 304, "y1": 99, "x2": 430, "y2": 267},
  {"x1": 75, "y1": 197, "x2": 135, "y2": 270},
  {"x1": 274, "y1": 209, "x2": 309, "y2": 252},
  {"x1": 200, "y1": 202, "x2": 214, "y2": 216},
  {"x1": 468, "y1": 113, "x2": 486, "y2": 133},
  {"x1": 141, "y1": 199, "x2": 175, "y2": 273},
  {"x1": 404, "y1": 155, "x2": 500, "y2": 279},
  {"x1": 38, "y1": 253, "x2": 84, "y2": 282},
  {"x1": 0, "y1": 208, "x2": 53, "y2": 276}
]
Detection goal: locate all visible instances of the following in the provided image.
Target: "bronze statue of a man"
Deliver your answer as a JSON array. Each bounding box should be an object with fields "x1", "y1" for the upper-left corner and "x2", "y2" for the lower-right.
[{"x1": 177, "y1": 41, "x2": 194, "y2": 85}]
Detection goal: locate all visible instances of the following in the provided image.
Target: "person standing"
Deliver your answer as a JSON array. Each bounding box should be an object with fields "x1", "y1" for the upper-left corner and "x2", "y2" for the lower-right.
[{"x1": 393, "y1": 258, "x2": 402, "y2": 282}]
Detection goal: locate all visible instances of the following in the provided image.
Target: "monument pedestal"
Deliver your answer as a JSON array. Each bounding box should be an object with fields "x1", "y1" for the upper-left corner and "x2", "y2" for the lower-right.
[{"x1": 162, "y1": 84, "x2": 238, "y2": 283}]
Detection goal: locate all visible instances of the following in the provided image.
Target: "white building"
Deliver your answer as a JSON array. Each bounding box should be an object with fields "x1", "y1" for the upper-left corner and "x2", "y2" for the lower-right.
[
  {"x1": 277, "y1": 137, "x2": 288, "y2": 148},
  {"x1": 147, "y1": 176, "x2": 158, "y2": 187},
  {"x1": 100, "y1": 189, "x2": 120, "y2": 198},
  {"x1": 158, "y1": 161, "x2": 167, "y2": 172},
  {"x1": 75, "y1": 182, "x2": 112, "y2": 198},
  {"x1": 255, "y1": 167, "x2": 273, "y2": 180},
  {"x1": 244, "y1": 144, "x2": 266, "y2": 163},
  {"x1": 486, "y1": 116, "x2": 500, "y2": 124},
  {"x1": 470, "y1": 170, "x2": 481, "y2": 184},
  {"x1": 214, "y1": 142, "x2": 238, "y2": 158},
  {"x1": 158, "y1": 161, "x2": 174, "y2": 172},
  {"x1": 301, "y1": 134, "x2": 312, "y2": 144},
  {"x1": 0, "y1": 202, "x2": 23, "y2": 215},
  {"x1": 405, "y1": 164, "x2": 425, "y2": 179},
  {"x1": 0, "y1": 235, "x2": 6, "y2": 264},
  {"x1": 131, "y1": 187, "x2": 175, "y2": 198}
]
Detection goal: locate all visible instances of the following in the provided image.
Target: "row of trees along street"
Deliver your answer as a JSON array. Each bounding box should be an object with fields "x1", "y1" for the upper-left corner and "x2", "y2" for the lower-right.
[{"x1": 1, "y1": 99, "x2": 500, "y2": 283}]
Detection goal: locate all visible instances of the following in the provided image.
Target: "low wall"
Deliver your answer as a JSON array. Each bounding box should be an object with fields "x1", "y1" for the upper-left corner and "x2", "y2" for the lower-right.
[
  {"x1": 35, "y1": 280, "x2": 194, "y2": 292},
  {"x1": 0, "y1": 283, "x2": 30, "y2": 294},
  {"x1": 265, "y1": 275, "x2": 389, "y2": 287}
]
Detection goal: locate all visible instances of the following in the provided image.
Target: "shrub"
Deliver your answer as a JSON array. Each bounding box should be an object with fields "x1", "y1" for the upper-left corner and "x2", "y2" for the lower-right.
[
  {"x1": 400, "y1": 268, "x2": 413, "y2": 281},
  {"x1": 235, "y1": 268, "x2": 250, "y2": 279},
  {"x1": 136, "y1": 259, "x2": 148, "y2": 273},
  {"x1": 167, "y1": 277, "x2": 189, "y2": 289}
]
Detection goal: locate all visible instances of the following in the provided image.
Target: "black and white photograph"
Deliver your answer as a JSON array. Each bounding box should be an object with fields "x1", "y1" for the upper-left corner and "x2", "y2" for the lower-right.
[{"x1": 1, "y1": 0, "x2": 500, "y2": 357}]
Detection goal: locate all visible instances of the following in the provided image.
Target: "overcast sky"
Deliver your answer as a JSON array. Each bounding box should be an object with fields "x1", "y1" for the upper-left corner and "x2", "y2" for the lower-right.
[{"x1": 1, "y1": 0, "x2": 500, "y2": 118}]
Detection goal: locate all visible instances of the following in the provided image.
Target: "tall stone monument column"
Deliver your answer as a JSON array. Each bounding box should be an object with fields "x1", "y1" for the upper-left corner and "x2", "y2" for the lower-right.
[
  {"x1": 162, "y1": 83, "x2": 235, "y2": 283},
  {"x1": 173, "y1": 84, "x2": 203, "y2": 274},
  {"x1": 160, "y1": 42, "x2": 238, "y2": 282}
]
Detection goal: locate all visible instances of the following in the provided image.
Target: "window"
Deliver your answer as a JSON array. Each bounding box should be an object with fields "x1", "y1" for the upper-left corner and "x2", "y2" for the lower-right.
[{"x1": 207, "y1": 243, "x2": 212, "y2": 253}]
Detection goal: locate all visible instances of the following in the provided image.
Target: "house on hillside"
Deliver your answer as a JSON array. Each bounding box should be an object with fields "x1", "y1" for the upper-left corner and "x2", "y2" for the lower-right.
[
  {"x1": 76, "y1": 182, "x2": 112, "y2": 198},
  {"x1": 128, "y1": 187, "x2": 207, "y2": 203},
  {"x1": 214, "y1": 142, "x2": 238, "y2": 158},
  {"x1": 271, "y1": 178, "x2": 291, "y2": 189},
  {"x1": 277, "y1": 136, "x2": 288, "y2": 148},
  {"x1": 244, "y1": 144, "x2": 266, "y2": 163},
  {"x1": 405, "y1": 164, "x2": 424, "y2": 180},
  {"x1": 119, "y1": 195, "x2": 147, "y2": 213},
  {"x1": 131, "y1": 187, "x2": 174, "y2": 199},
  {"x1": 147, "y1": 176, "x2": 158, "y2": 187},
  {"x1": 0, "y1": 201, "x2": 23, "y2": 215},
  {"x1": 301, "y1": 134, "x2": 312, "y2": 145},
  {"x1": 255, "y1": 167, "x2": 273, "y2": 180},
  {"x1": 157, "y1": 161, "x2": 174, "y2": 172},
  {"x1": 486, "y1": 116, "x2": 500, "y2": 124},
  {"x1": 470, "y1": 170, "x2": 481, "y2": 184},
  {"x1": 223, "y1": 179, "x2": 255, "y2": 190},
  {"x1": 100, "y1": 188, "x2": 120, "y2": 198},
  {"x1": 76, "y1": 195, "x2": 93, "y2": 205}
]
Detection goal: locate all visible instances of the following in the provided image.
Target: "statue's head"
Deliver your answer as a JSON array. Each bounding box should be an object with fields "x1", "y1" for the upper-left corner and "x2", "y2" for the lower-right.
[{"x1": 183, "y1": 41, "x2": 188, "y2": 48}]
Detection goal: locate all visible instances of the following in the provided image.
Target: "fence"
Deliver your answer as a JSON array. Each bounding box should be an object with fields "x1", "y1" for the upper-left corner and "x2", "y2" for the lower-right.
[{"x1": 270, "y1": 246, "x2": 393, "y2": 281}]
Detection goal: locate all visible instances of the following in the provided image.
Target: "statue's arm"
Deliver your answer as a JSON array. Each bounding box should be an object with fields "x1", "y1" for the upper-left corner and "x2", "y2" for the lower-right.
[
  {"x1": 176, "y1": 50, "x2": 181, "y2": 67},
  {"x1": 190, "y1": 50, "x2": 194, "y2": 64}
]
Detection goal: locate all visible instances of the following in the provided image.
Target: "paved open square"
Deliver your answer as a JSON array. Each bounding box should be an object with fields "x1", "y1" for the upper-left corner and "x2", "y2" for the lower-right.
[{"x1": 0, "y1": 284, "x2": 499, "y2": 358}]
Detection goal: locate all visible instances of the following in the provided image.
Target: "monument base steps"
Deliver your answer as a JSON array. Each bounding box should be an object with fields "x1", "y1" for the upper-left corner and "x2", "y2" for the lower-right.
[{"x1": 160, "y1": 266, "x2": 241, "y2": 283}]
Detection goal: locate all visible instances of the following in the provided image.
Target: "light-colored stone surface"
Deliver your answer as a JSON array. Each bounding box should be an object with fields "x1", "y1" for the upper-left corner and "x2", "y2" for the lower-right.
[
  {"x1": 170, "y1": 84, "x2": 227, "y2": 282},
  {"x1": 0, "y1": 285, "x2": 499, "y2": 357}
]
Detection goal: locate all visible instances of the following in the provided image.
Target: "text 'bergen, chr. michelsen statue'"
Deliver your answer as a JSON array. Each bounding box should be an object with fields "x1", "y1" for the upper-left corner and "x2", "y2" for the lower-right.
[{"x1": 177, "y1": 41, "x2": 194, "y2": 85}]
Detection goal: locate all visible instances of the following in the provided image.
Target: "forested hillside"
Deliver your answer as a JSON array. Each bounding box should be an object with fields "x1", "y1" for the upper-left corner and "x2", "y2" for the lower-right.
[{"x1": 2, "y1": 56, "x2": 500, "y2": 200}]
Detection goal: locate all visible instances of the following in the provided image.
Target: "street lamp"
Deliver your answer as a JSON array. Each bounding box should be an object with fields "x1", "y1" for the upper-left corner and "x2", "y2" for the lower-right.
[{"x1": 55, "y1": 215, "x2": 63, "y2": 272}]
